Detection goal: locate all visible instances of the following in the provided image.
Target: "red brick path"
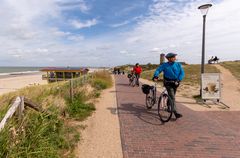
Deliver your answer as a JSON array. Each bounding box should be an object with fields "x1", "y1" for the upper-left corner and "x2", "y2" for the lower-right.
[{"x1": 115, "y1": 75, "x2": 240, "y2": 158}]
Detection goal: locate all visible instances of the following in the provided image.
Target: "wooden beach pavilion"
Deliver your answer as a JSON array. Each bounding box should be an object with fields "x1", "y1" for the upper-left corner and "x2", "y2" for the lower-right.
[{"x1": 40, "y1": 67, "x2": 89, "y2": 82}]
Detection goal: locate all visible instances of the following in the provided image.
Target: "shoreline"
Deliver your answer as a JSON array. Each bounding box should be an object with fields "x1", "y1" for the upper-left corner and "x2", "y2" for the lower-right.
[{"x1": 0, "y1": 68, "x2": 103, "y2": 96}]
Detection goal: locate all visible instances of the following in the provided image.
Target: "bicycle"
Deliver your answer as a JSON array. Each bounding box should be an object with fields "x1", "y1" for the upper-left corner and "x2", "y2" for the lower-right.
[
  {"x1": 142, "y1": 82, "x2": 174, "y2": 122},
  {"x1": 128, "y1": 74, "x2": 136, "y2": 87}
]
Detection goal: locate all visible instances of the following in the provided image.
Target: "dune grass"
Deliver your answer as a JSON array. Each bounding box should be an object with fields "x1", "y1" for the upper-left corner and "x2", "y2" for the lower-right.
[
  {"x1": 141, "y1": 64, "x2": 219, "y2": 86},
  {"x1": 220, "y1": 61, "x2": 240, "y2": 81},
  {"x1": 182, "y1": 64, "x2": 220, "y2": 86},
  {"x1": 0, "y1": 71, "x2": 112, "y2": 158}
]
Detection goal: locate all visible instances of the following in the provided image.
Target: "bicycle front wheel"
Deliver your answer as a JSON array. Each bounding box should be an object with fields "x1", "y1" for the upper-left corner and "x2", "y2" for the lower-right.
[
  {"x1": 158, "y1": 94, "x2": 173, "y2": 122},
  {"x1": 131, "y1": 77, "x2": 136, "y2": 87},
  {"x1": 146, "y1": 90, "x2": 155, "y2": 109}
]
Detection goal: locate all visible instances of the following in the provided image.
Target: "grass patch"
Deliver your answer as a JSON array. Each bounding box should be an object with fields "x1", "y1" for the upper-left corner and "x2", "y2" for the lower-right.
[
  {"x1": 141, "y1": 64, "x2": 219, "y2": 86},
  {"x1": 92, "y1": 71, "x2": 112, "y2": 88},
  {"x1": 141, "y1": 69, "x2": 163, "y2": 81},
  {"x1": 92, "y1": 79, "x2": 109, "y2": 90},
  {"x1": 0, "y1": 107, "x2": 79, "y2": 158},
  {"x1": 220, "y1": 61, "x2": 240, "y2": 81},
  {"x1": 181, "y1": 64, "x2": 219, "y2": 86},
  {"x1": 0, "y1": 71, "x2": 113, "y2": 158},
  {"x1": 67, "y1": 92, "x2": 95, "y2": 121},
  {"x1": 193, "y1": 94, "x2": 202, "y2": 102}
]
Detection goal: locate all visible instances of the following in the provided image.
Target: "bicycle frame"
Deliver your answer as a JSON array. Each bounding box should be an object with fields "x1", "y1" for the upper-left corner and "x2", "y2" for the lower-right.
[
  {"x1": 145, "y1": 81, "x2": 174, "y2": 122},
  {"x1": 129, "y1": 74, "x2": 135, "y2": 82},
  {"x1": 152, "y1": 82, "x2": 168, "y2": 102}
]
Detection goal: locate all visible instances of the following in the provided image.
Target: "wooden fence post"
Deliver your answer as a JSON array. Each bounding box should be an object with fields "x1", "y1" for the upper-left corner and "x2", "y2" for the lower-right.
[
  {"x1": 0, "y1": 97, "x2": 21, "y2": 132},
  {"x1": 69, "y1": 79, "x2": 73, "y2": 103},
  {"x1": 83, "y1": 74, "x2": 86, "y2": 83},
  {"x1": 17, "y1": 96, "x2": 25, "y2": 120}
]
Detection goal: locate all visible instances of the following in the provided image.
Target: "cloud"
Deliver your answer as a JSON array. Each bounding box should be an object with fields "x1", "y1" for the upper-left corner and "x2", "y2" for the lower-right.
[
  {"x1": 120, "y1": 50, "x2": 128, "y2": 54},
  {"x1": 0, "y1": 0, "x2": 240, "y2": 67},
  {"x1": 70, "y1": 19, "x2": 98, "y2": 29},
  {"x1": 96, "y1": 44, "x2": 112, "y2": 50},
  {"x1": 126, "y1": 36, "x2": 141, "y2": 44},
  {"x1": 115, "y1": 2, "x2": 145, "y2": 16},
  {"x1": 119, "y1": 0, "x2": 240, "y2": 64},
  {"x1": 67, "y1": 35, "x2": 85, "y2": 41},
  {"x1": 150, "y1": 47, "x2": 160, "y2": 53},
  {"x1": 110, "y1": 20, "x2": 131, "y2": 28},
  {"x1": 56, "y1": 0, "x2": 90, "y2": 13}
]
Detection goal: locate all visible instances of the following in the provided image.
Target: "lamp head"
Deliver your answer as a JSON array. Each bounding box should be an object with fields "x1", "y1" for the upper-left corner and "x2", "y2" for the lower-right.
[{"x1": 198, "y1": 4, "x2": 212, "y2": 16}]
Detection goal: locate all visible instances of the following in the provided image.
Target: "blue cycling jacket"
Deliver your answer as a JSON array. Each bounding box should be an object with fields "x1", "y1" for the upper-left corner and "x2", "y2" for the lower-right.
[{"x1": 153, "y1": 62, "x2": 185, "y2": 81}]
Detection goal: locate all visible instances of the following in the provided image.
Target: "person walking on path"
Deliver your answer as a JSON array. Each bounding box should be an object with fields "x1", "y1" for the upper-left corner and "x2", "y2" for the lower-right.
[
  {"x1": 152, "y1": 53, "x2": 185, "y2": 119},
  {"x1": 133, "y1": 63, "x2": 142, "y2": 86}
]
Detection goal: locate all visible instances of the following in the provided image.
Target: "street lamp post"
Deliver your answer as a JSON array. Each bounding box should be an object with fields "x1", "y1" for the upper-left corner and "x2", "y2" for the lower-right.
[
  {"x1": 198, "y1": 4, "x2": 212, "y2": 98},
  {"x1": 198, "y1": 4, "x2": 212, "y2": 74}
]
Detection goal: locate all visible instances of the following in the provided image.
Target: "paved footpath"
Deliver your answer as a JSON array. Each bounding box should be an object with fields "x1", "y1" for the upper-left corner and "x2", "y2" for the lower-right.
[{"x1": 115, "y1": 75, "x2": 240, "y2": 158}]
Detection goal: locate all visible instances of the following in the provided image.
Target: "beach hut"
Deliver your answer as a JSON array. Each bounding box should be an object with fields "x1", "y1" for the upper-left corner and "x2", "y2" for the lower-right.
[{"x1": 40, "y1": 67, "x2": 89, "y2": 82}]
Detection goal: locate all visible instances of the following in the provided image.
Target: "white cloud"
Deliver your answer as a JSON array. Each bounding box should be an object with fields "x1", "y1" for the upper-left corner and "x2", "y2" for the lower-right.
[
  {"x1": 110, "y1": 20, "x2": 131, "y2": 28},
  {"x1": 126, "y1": 36, "x2": 141, "y2": 44},
  {"x1": 118, "y1": 0, "x2": 240, "y2": 64},
  {"x1": 150, "y1": 47, "x2": 160, "y2": 53},
  {"x1": 67, "y1": 35, "x2": 85, "y2": 41},
  {"x1": 0, "y1": 0, "x2": 240, "y2": 67},
  {"x1": 70, "y1": 19, "x2": 98, "y2": 29},
  {"x1": 115, "y1": 2, "x2": 145, "y2": 16},
  {"x1": 56, "y1": 0, "x2": 90, "y2": 13},
  {"x1": 120, "y1": 50, "x2": 128, "y2": 54}
]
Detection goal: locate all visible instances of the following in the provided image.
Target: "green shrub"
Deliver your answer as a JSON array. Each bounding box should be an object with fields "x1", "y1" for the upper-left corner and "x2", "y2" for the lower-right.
[
  {"x1": 92, "y1": 79, "x2": 108, "y2": 90},
  {"x1": 93, "y1": 71, "x2": 112, "y2": 88},
  {"x1": 67, "y1": 99, "x2": 95, "y2": 121},
  {"x1": 0, "y1": 106, "x2": 79, "y2": 158}
]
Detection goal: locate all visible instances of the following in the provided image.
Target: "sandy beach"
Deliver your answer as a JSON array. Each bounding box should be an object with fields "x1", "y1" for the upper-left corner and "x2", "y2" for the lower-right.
[{"x1": 0, "y1": 72, "x2": 47, "y2": 96}]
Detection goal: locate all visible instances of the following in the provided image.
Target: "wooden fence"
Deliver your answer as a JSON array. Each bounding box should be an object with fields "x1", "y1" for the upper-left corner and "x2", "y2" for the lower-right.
[
  {"x1": 0, "y1": 96, "x2": 24, "y2": 132},
  {"x1": 0, "y1": 73, "x2": 95, "y2": 132}
]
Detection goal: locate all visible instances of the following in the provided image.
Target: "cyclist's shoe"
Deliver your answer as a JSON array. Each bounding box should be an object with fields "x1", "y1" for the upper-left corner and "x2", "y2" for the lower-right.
[{"x1": 174, "y1": 112, "x2": 183, "y2": 119}]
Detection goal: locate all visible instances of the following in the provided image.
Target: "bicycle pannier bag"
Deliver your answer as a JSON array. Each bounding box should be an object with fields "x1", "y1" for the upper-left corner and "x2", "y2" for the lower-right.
[{"x1": 141, "y1": 84, "x2": 151, "y2": 94}]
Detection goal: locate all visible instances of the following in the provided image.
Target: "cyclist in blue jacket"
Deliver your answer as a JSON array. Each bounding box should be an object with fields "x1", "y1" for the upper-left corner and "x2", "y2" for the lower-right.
[{"x1": 153, "y1": 53, "x2": 185, "y2": 119}]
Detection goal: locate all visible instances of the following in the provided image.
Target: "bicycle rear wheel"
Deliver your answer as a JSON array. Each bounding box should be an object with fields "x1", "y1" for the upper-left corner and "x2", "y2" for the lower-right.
[
  {"x1": 146, "y1": 90, "x2": 155, "y2": 109},
  {"x1": 158, "y1": 94, "x2": 173, "y2": 122}
]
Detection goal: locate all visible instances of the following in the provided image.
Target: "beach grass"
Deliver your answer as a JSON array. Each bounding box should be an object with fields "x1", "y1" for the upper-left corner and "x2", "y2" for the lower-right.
[
  {"x1": 182, "y1": 64, "x2": 220, "y2": 86},
  {"x1": 0, "y1": 70, "x2": 112, "y2": 158},
  {"x1": 141, "y1": 64, "x2": 219, "y2": 86},
  {"x1": 220, "y1": 61, "x2": 240, "y2": 81}
]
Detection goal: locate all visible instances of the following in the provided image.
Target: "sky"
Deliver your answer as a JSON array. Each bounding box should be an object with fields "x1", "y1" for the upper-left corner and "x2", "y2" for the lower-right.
[{"x1": 0, "y1": 0, "x2": 240, "y2": 67}]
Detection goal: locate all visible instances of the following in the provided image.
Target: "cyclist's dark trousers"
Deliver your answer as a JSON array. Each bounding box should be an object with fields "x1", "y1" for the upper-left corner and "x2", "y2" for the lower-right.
[
  {"x1": 165, "y1": 85, "x2": 178, "y2": 113},
  {"x1": 135, "y1": 73, "x2": 140, "y2": 85}
]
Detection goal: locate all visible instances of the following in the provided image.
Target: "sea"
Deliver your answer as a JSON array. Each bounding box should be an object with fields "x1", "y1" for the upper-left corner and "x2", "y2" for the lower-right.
[{"x1": 0, "y1": 67, "x2": 42, "y2": 76}]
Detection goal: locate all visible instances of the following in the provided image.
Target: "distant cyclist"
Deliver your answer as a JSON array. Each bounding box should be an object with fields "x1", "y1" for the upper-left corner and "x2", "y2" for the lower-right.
[
  {"x1": 152, "y1": 53, "x2": 185, "y2": 119},
  {"x1": 133, "y1": 63, "x2": 142, "y2": 86}
]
